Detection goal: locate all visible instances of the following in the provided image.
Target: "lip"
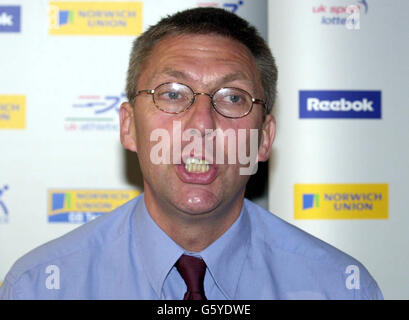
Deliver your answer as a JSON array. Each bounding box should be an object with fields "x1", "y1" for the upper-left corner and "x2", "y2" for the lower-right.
[{"x1": 175, "y1": 162, "x2": 218, "y2": 185}]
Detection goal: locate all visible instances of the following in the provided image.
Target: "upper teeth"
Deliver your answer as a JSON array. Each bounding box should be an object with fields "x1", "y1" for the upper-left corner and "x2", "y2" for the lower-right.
[
  {"x1": 185, "y1": 157, "x2": 209, "y2": 165},
  {"x1": 185, "y1": 157, "x2": 210, "y2": 173}
]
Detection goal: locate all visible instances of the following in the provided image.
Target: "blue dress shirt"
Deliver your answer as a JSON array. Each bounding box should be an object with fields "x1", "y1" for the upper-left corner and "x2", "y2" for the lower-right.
[{"x1": 0, "y1": 194, "x2": 383, "y2": 299}]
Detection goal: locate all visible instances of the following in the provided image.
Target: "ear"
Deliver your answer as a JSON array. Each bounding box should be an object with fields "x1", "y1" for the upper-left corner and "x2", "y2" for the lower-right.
[
  {"x1": 119, "y1": 102, "x2": 137, "y2": 152},
  {"x1": 257, "y1": 114, "x2": 276, "y2": 162}
]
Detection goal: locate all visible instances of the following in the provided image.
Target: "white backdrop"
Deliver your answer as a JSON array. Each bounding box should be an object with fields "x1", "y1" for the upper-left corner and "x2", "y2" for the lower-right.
[
  {"x1": 268, "y1": 0, "x2": 409, "y2": 299},
  {"x1": 1, "y1": 0, "x2": 408, "y2": 300},
  {"x1": 0, "y1": 0, "x2": 269, "y2": 288}
]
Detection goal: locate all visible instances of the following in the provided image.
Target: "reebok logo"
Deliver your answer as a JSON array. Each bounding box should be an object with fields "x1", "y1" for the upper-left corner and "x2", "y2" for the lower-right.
[
  {"x1": 299, "y1": 90, "x2": 381, "y2": 119},
  {"x1": 307, "y1": 98, "x2": 373, "y2": 112},
  {"x1": 0, "y1": 12, "x2": 13, "y2": 26},
  {"x1": 0, "y1": 6, "x2": 20, "y2": 32}
]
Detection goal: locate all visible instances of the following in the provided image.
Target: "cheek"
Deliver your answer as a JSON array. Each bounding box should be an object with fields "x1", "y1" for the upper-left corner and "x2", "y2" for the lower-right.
[
  {"x1": 135, "y1": 114, "x2": 177, "y2": 166},
  {"x1": 135, "y1": 110, "x2": 165, "y2": 143},
  {"x1": 220, "y1": 118, "x2": 261, "y2": 155}
]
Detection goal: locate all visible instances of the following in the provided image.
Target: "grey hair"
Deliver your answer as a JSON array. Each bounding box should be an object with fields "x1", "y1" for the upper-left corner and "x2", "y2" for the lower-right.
[{"x1": 125, "y1": 7, "x2": 278, "y2": 114}]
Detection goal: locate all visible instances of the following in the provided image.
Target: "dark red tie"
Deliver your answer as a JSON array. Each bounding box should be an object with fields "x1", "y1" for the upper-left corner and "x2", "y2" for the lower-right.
[{"x1": 175, "y1": 254, "x2": 207, "y2": 300}]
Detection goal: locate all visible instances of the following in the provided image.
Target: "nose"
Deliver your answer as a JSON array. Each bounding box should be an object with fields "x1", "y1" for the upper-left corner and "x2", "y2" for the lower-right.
[{"x1": 183, "y1": 92, "x2": 217, "y2": 136}]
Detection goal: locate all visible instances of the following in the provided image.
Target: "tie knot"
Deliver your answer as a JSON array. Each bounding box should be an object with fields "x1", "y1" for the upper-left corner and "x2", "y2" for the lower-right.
[{"x1": 175, "y1": 254, "x2": 207, "y2": 300}]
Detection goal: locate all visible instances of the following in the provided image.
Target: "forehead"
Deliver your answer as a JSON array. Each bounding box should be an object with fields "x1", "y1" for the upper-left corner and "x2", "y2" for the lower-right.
[{"x1": 138, "y1": 34, "x2": 261, "y2": 90}]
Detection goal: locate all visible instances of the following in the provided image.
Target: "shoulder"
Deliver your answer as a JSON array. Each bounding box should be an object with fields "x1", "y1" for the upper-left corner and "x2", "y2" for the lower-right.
[
  {"x1": 245, "y1": 199, "x2": 349, "y2": 263},
  {"x1": 0, "y1": 196, "x2": 141, "y2": 299},
  {"x1": 243, "y1": 199, "x2": 383, "y2": 299}
]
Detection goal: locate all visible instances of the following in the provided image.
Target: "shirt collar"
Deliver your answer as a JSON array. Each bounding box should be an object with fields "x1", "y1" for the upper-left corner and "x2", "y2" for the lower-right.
[
  {"x1": 132, "y1": 194, "x2": 185, "y2": 298},
  {"x1": 132, "y1": 194, "x2": 251, "y2": 299},
  {"x1": 200, "y1": 201, "x2": 251, "y2": 299}
]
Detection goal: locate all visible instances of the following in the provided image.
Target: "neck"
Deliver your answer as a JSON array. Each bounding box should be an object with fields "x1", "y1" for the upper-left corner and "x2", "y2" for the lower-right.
[{"x1": 143, "y1": 188, "x2": 245, "y2": 252}]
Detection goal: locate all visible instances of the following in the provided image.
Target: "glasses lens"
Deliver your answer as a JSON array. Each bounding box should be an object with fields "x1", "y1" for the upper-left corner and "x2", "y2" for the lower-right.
[
  {"x1": 153, "y1": 83, "x2": 194, "y2": 113},
  {"x1": 213, "y1": 88, "x2": 252, "y2": 118}
]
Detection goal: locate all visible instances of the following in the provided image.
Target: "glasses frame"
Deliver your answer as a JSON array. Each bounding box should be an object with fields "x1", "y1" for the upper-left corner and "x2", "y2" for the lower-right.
[{"x1": 134, "y1": 82, "x2": 266, "y2": 119}]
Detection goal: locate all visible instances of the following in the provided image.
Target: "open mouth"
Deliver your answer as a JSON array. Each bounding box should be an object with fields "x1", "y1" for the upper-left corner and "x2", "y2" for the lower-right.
[
  {"x1": 176, "y1": 156, "x2": 217, "y2": 185},
  {"x1": 184, "y1": 157, "x2": 210, "y2": 173}
]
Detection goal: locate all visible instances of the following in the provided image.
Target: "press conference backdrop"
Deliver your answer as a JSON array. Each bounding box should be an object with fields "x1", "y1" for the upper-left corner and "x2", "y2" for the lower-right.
[
  {"x1": 0, "y1": 0, "x2": 269, "y2": 289},
  {"x1": 268, "y1": 0, "x2": 409, "y2": 299},
  {"x1": 0, "y1": 0, "x2": 407, "y2": 300}
]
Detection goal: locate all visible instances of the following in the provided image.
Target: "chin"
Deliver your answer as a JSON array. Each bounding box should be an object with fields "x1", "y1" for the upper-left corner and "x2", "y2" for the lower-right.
[{"x1": 171, "y1": 188, "x2": 221, "y2": 216}]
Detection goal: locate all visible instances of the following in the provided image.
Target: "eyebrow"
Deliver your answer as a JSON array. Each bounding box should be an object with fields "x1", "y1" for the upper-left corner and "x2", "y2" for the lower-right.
[
  {"x1": 155, "y1": 68, "x2": 255, "y2": 92},
  {"x1": 163, "y1": 69, "x2": 191, "y2": 81}
]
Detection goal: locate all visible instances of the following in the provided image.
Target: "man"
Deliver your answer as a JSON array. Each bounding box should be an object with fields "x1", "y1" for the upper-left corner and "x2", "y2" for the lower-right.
[{"x1": 0, "y1": 8, "x2": 383, "y2": 299}]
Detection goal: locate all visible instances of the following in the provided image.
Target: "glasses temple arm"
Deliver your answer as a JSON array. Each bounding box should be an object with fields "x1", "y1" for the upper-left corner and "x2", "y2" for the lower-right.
[{"x1": 135, "y1": 89, "x2": 154, "y2": 96}]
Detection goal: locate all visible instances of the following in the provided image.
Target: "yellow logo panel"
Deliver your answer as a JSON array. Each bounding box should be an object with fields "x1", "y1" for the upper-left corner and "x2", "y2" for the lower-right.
[
  {"x1": 49, "y1": 2, "x2": 143, "y2": 35},
  {"x1": 48, "y1": 189, "x2": 141, "y2": 223},
  {"x1": 0, "y1": 95, "x2": 26, "y2": 129},
  {"x1": 294, "y1": 184, "x2": 388, "y2": 219}
]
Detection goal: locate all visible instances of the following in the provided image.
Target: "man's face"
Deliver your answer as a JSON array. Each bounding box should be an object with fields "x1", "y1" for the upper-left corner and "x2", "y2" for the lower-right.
[{"x1": 120, "y1": 34, "x2": 275, "y2": 218}]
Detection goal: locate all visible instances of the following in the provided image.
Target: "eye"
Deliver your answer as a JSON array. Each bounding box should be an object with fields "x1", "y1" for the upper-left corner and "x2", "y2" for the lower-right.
[
  {"x1": 167, "y1": 91, "x2": 181, "y2": 100},
  {"x1": 158, "y1": 90, "x2": 184, "y2": 101},
  {"x1": 222, "y1": 93, "x2": 246, "y2": 105},
  {"x1": 227, "y1": 95, "x2": 242, "y2": 103}
]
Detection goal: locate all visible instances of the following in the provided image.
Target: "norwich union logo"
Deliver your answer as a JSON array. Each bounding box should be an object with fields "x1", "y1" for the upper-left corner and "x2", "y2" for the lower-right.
[
  {"x1": 0, "y1": 95, "x2": 26, "y2": 129},
  {"x1": 48, "y1": 189, "x2": 140, "y2": 223},
  {"x1": 302, "y1": 193, "x2": 319, "y2": 210},
  {"x1": 295, "y1": 184, "x2": 388, "y2": 219},
  {"x1": 49, "y1": 6, "x2": 74, "y2": 29},
  {"x1": 48, "y1": 2, "x2": 143, "y2": 36}
]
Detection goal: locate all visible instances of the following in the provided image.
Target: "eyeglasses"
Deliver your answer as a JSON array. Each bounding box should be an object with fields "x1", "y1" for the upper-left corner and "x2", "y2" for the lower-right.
[{"x1": 135, "y1": 82, "x2": 266, "y2": 119}]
